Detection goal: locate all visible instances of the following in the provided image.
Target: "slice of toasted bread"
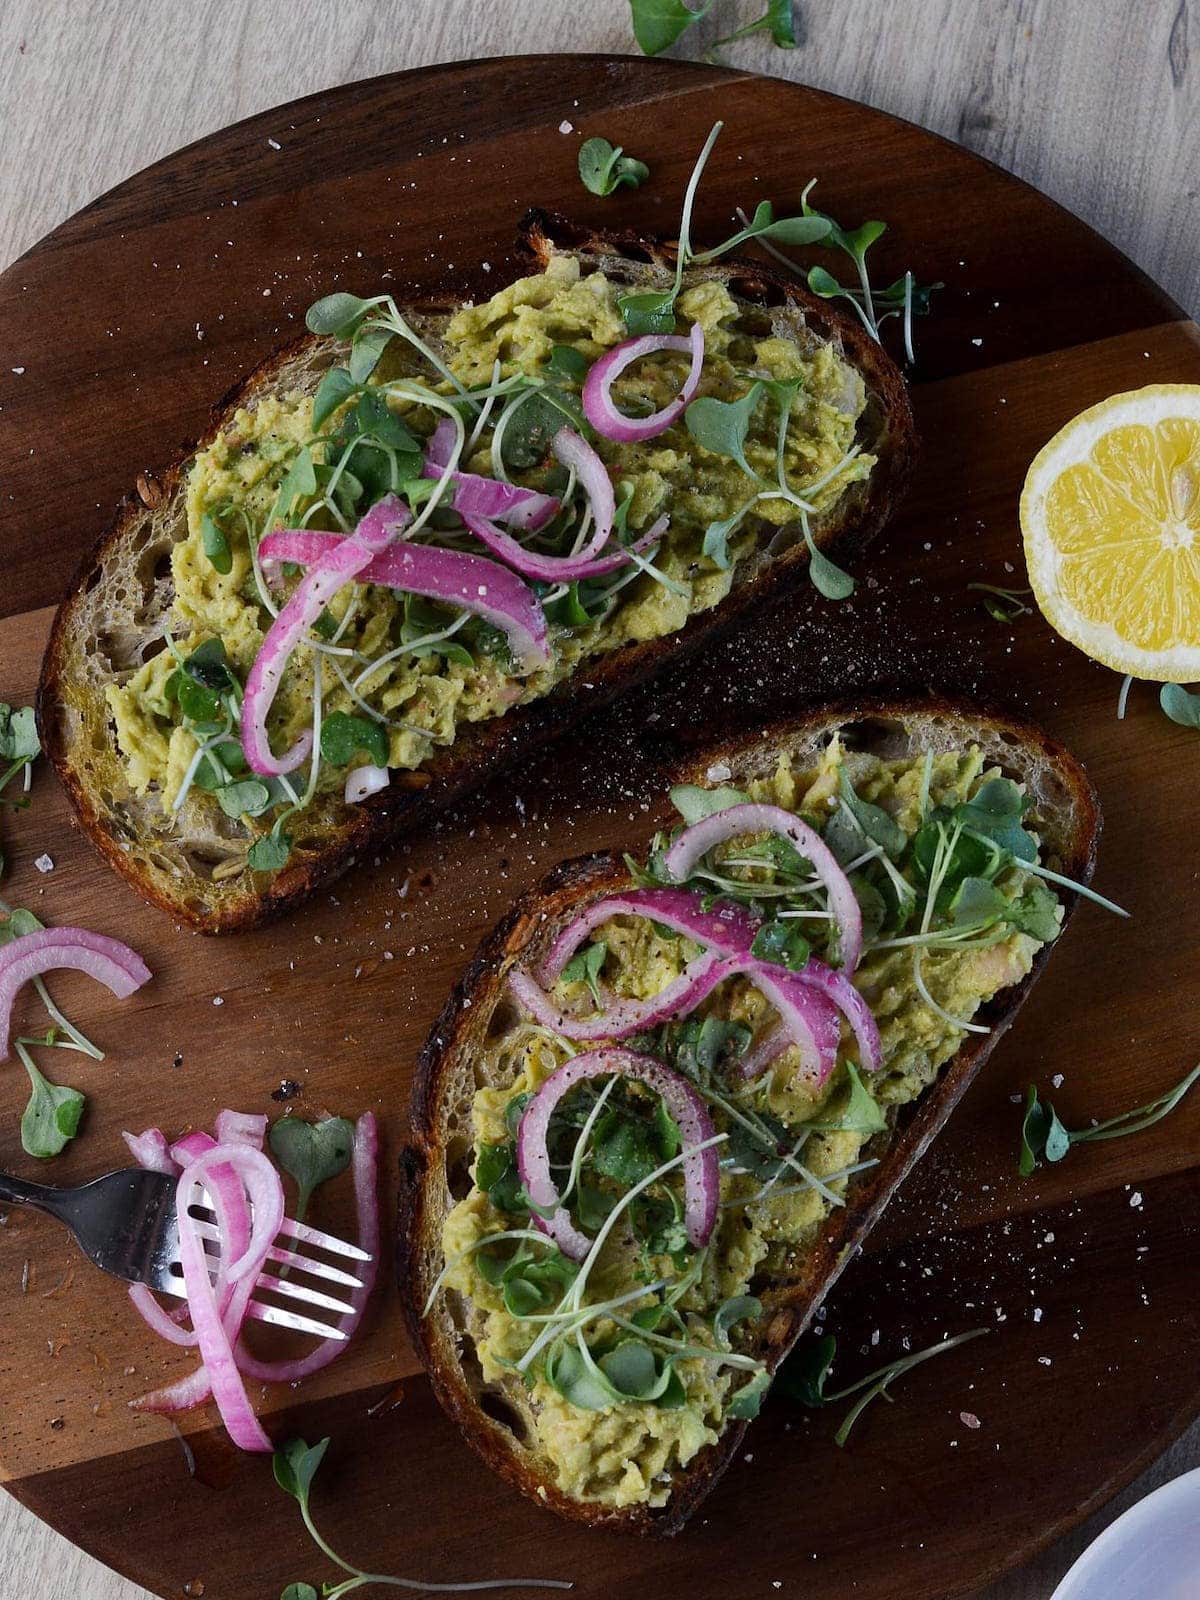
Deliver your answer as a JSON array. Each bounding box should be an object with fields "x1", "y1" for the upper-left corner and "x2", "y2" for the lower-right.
[
  {"x1": 37, "y1": 212, "x2": 916, "y2": 932},
  {"x1": 396, "y1": 695, "x2": 1100, "y2": 1534}
]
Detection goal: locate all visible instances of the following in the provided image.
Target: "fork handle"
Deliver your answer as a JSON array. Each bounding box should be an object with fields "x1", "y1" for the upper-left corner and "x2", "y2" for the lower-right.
[{"x1": 0, "y1": 1172, "x2": 60, "y2": 1212}]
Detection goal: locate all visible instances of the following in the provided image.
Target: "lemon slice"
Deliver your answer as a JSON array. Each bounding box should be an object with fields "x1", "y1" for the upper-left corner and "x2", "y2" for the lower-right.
[{"x1": 1021, "y1": 384, "x2": 1200, "y2": 680}]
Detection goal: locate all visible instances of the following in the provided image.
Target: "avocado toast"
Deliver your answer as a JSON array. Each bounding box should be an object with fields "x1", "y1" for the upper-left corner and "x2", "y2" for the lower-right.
[
  {"x1": 37, "y1": 208, "x2": 915, "y2": 932},
  {"x1": 398, "y1": 699, "x2": 1100, "y2": 1533}
]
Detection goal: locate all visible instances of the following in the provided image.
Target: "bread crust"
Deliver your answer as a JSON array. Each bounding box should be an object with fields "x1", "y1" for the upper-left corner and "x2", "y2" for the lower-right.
[
  {"x1": 396, "y1": 693, "x2": 1100, "y2": 1535},
  {"x1": 37, "y1": 215, "x2": 917, "y2": 931}
]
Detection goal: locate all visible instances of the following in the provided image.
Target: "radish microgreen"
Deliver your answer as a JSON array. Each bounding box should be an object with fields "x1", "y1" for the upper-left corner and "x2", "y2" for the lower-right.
[
  {"x1": 319, "y1": 711, "x2": 388, "y2": 768},
  {"x1": 199, "y1": 508, "x2": 233, "y2": 575},
  {"x1": 0, "y1": 703, "x2": 39, "y2": 817},
  {"x1": 780, "y1": 1326, "x2": 988, "y2": 1445},
  {"x1": 14, "y1": 1035, "x2": 85, "y2": 1159},
  {"x1": 578, "y1": 136, "x2": 649, "y2": 197},
  {"x1": 273, "y1": 1436, "x2": 572, "y2": 1597},
  {"x1": 1160, "y1": 681, "x2": 1200, "y2": 729},
  {"x1": 1019, "y1": 1062, "x2": 1200, "y2": 1177},
  {"x1": 969, "y1": 581, "x2": 1033, "y2": 623},
  {"x1": 268, "y1": 1115, "x2": 355, "y2": 1222},
  {"x1": 560, "y1": 939, "x2": 607, "y2": 1006}
]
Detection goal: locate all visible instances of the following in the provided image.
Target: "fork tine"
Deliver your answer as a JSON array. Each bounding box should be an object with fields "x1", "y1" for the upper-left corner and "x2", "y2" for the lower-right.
[
  {"x1": 189, "y1": 1222, "x2": 365, "y2": 1288},
  {"x1": 188, "y1": 1205, "x2": 371, "y2": 1262},
  {"x1": 277, "y1": 1215, "x2": 372, "y2": 1262},
  {"x1": 244, "y1": 1300, "x2": 348, "y2": 1340},
  {"x1": 253, "y1": 1271, "x2": 356, "y2": 1318},
  {"x1": 157, "y1": 1275, "x2": 350, "y2": 1339}
]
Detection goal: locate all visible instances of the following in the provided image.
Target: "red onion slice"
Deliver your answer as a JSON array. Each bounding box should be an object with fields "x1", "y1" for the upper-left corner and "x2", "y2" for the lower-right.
[
  {"x1": 663, "y1": 802, "x2": 864, "y2": 974},
  {"x1": 122, "y1": 1128, "x2": 178, "y2": 1175},
  {"x1": 214, "y1": 1110, "x2": 267, "y2": 1150},
  {"x1": 126, "y1": 1110, "x2": 379, "y2": 1439},
  {"x1": 541, "y1": 887, "x2": 760, "y2": 983},
  {"x1": 738, "y1": 973, "x2": 842, "y2": 1086},
  {"x1": 170, "y1": 1130, "x2": 217, "y2": 1167},
  {"x1": 235, "y1": 1113, "x2": 379, "y2": 1383},
  {"x1": 174, "y1": 1145, "x2": 284, "y2": 1452},
  {"x1": 258, "y1": 531, "x2": 550, "y2": 672},
  {"x1": 510, "y1": 951, "x2": 732, "y2": 1041},
  {"x1": 789, "y1": 959, "x2": 882, "y2": 1074},
  {"x1": 242, "y1": 495, "x2": 408, "y2": 776},
  {"x1": 515, "y1": 1048, "x2": 719, "y2": 1259},
  {"x1": 0, "y1": 927, "x2": 151, "y2": 1060},
  {"x1": 424, "y1": 418, "x2": 560, "y2": 532},
  {"x1": 582, "y1": 322, "x2": 705, "y2": 443},
  {"x1": 345, "y1": 764, "x2": 390, "y2": 805},
  {"x1": 459, "y1": 511, "x2": 667, "y2": 583},
  {"x1": 531, "y1": 883, "x2": 880, "y2": 1074}
]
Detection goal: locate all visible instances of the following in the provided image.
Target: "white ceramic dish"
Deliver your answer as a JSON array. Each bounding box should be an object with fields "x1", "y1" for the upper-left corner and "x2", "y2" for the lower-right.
[{"x1": 1051, "y1": 1466, "x2": 1200, "y2": 1599}]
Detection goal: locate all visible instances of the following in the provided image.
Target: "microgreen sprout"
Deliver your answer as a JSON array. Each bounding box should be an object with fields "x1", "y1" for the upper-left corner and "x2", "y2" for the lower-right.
[
  {"x1": 0, "y1": 704, "x2": 40, "y2": 829},
  {"x1": 1019, "y1": 1062, "x2": 1200, "y2": 1176},
  {"x1": 969, "y1": 582, "x2": 1033, "y2": 623},
  {"x1": 1160, "y1": 681, "x2": 1200, "y2": 729},
  {"x1": 273, "y1": 1437, "x2": 572, "y2": 1597},
  {"x1": 578, "y1": 137, "x2": 649, "y2": 197},
  {"x1": 781, "y1": 1326, "x2": 989, "y2": 1445}
]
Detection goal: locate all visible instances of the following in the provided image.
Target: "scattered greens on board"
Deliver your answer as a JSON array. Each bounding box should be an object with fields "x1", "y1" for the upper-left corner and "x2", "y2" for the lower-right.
[
  {"x1": 628, "y1": 0, "x2": 797, "y2": 60},
  {"x1": 273, "y1": 1437, "x2": 572, "y2": 1598},
  {"x1": 969, "y1": 583, "x2": 1033, "y2": 623},
  {"x1": 1160, "y1": 682, "x2": 1200, "y2": 729},
  {"x1": 269, "y1": 1115, "x2": 355, "y2": 1222},
  {"x1": 1019, "y1": 1063, "x2": 1200, "y2": 1177},
  {"x1": 779, "y1": 1327, "x2": 989, "y2": 1446},
  {"x1": 578, "y1": 137, "x2": 649, "y2": 197},
  {"x1": 0, "y1": 905, "x2": 104, "y2": 1158}
]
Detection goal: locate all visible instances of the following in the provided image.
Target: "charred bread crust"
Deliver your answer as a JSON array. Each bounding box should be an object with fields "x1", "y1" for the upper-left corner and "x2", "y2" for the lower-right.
[
  {"x1": 396, "y1": 694, "x2": 1099, "y2": 1534},
  {"x1": 38, "y1": 218, "x2": 917, "y2": 932}
]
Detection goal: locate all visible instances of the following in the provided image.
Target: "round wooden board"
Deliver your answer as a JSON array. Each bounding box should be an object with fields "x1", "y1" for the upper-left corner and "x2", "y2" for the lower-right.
[{"x1": 1, "y1": 53, "x2": 1199, "y2": 1600}]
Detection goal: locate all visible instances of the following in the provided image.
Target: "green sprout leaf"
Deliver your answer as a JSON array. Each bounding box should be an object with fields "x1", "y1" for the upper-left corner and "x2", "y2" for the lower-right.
[
  {"x1": 272, "y1": 1436, "x2": 329, "y2": 1503},
  {"x1": 200, "y1": 509, "x2": 233, "y2": 576},
  {"x1": 319, "y1": 711, "x2": 388, "y2": 769},
  {"x1": 669, "y1": 781, "x2": 751, "y2": 824},
  {"x1": 714, "y1": 1294, "x2": 762, "y2": 1345},
  {"x1": 685, "y1": 383, "x2": 764, "y2": 478},
  {"x1": 1019, "y1": 1063, "x2": 1200, "y2": 1175},
  {"x1": 0, "y1": 705, "x2": 39, "y2": 765},
  {"x1": 268, "y1": 1116, "x2": 355, "y2": 1221},
  {"x1": 726, "y1": 1366, "x2": 772, "y2": 1420},
  {"x1": 1161, "y1": 682, "x2": 1200, "y2": 729},
  {"x1": 273, "y1": 446, "x2": 318, "y2": 521},
  {"x1": 629, "y1": 0, "x2": 714, "y2": 56},
  {"x1": 837, "y1": 769, "x2": 907, "y2": 858},
  {"x1": 312, "y1": 366, "x2": 358, "y2": 430},
  {"x1": 306, "y1": 293, "x2": 378, "y2": 338},
  {"x1": 813, "y1": 1063, "x2": 888, "y2": 1136},
  {"x1": 617, "y1": 288, "x2": 678, "y2": 337},
  {"x1": 561, "y1": 939, "x2": 607, "y2": 1006},
  {"x1": 578, "y1": 136, "x2": 650, "y2": 197},
  {"x1": 349, "y1": 323, "x2": 394, "y2": 384},
  {"x1": 19, "y1": 1049, "x2": 85, "y2": 1159},
  {"x1": 281, "y1": 1586, "x2": 319, "y2": 1600},
  {"x1": 693, "y1": 200, "x2": 830, "y2": 263},
  {"x1": 248, "y1": 830, "x2": 292, "y2": 873},
  {"x1": 750, "y1": 918, "x2": 811, "y2": 971},
  {"x1": 216, "y1": 778, "x2": 272, "y2": 820},
  {"x1": 545, "y1": 345, "x2": 590, "y2": 384}
]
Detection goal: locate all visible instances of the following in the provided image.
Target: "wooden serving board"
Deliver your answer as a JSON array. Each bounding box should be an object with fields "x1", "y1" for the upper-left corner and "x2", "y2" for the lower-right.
[{"x1": 1, "y1": 54, "x2": 1198, "y2": 1600}]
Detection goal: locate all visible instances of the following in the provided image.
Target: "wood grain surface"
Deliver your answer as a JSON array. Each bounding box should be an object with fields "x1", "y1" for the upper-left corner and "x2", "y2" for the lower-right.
[{"x1": 0, "y1": 10, "x2": 1197, "y2": 1600}]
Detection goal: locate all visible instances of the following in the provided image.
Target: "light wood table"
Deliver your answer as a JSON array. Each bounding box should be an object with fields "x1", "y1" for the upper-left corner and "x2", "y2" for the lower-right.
[{"x1": 1, "y1": 3, "x2": 1196, "y2": 1596}]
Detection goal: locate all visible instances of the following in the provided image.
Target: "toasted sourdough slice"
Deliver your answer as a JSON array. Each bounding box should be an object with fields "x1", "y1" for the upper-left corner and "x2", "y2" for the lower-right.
[
  {"x1": 397, "y1": 696, "x2": 1100, "y2": 1535},
  {"x1": 37, "y1": 211, "x2": 916, "y2": 932}
]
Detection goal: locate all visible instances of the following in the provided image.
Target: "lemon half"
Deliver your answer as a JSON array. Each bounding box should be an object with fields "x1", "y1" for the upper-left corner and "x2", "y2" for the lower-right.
[{"x1": 1021, "y1": 383, "x2": 1200, "y2": 681}]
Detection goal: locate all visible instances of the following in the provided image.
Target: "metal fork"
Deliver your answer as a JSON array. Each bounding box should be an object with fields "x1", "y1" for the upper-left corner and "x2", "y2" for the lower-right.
[{"x1": 0, "y1": 1167, "x2": 371, "y2": 1340}]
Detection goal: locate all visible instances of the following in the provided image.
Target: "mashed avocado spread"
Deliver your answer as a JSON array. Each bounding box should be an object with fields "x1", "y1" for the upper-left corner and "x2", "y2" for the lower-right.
[
  {"x1": 434, "y1": 740, "x2": 1062, "y2": 1509},
  {"x1": 104, "y1": 257, "x2": 873, "y2": 869}
]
